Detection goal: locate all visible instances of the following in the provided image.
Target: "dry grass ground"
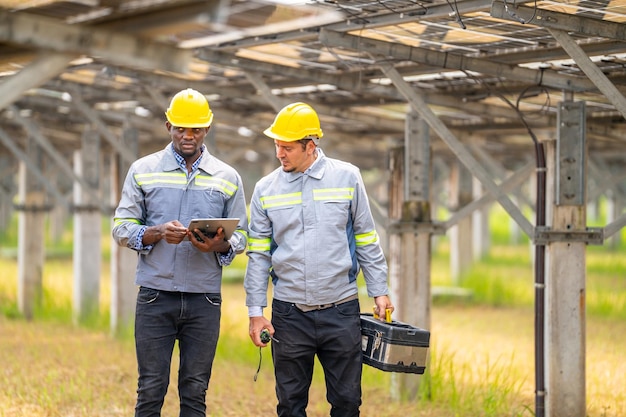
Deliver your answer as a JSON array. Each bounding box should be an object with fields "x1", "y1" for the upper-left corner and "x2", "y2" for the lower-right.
[{"x1": 1, "y1": 281, "x2": 625, "y2": 417}]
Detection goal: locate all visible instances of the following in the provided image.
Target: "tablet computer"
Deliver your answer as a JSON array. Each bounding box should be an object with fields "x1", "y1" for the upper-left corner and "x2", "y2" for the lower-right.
[{"x1": 185, "y1": 218, "x2": 240, "y2": 241}]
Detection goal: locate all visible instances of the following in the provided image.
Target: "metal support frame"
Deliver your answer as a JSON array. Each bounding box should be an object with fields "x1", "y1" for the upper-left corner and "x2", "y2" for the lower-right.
[
  {"x1": 0, "y1": 126, "x2": 70, "y2": 210},
  {"x1": 388, "y1": 221, "x2": 446, "y2": 235},
  {"x1": 534, "y1": 226, "x2": 603, "y2": 245},
  {"x1": 556, "y1": 101, "x2": 586, "y2": 206},
  {"x1": 378, "y1": 59, "x2": 534, "y2": 238}
]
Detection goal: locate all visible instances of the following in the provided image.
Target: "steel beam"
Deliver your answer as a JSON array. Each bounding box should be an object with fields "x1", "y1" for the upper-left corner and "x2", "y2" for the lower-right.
[{"x1": 379, "y1": 60, "x2": 534, "y2": 238}]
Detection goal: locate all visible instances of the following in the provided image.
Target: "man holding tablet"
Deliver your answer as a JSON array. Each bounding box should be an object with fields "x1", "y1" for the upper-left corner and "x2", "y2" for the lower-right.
[{"x1": 112, "y1": 88, "x2": 248, "y2": 417}]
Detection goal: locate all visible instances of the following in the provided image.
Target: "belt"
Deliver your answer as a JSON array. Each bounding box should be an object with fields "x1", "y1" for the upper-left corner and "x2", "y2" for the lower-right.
[{"x1": 294, "y1": 293, "x2": 358, "y2": 313}]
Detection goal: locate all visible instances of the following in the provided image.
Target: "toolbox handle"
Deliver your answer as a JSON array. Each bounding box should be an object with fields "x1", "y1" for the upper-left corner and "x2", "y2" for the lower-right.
[{"x1": 372, "y1": 307, "x2": 392, "y2": 323}]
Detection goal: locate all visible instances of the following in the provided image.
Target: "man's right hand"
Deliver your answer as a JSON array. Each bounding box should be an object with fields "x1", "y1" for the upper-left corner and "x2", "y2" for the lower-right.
[
  {"x1": 143, "y1": 220, "x2": 187, "y2": 245},
  {"x1": 161, "y1": 220, "x2": 188, "y2": 244},
  {"x1": 249, "y1": 316, "x2": 274, "y2": 347}
]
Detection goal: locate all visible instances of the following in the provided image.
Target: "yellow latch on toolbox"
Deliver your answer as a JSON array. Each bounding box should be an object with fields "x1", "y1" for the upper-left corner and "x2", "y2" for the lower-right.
[{"x1": 372, "y1": 307, "x2": 392, "y2": 322}]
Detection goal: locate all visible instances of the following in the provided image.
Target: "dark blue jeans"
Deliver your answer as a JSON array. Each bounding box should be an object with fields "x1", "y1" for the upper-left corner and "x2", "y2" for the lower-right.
[
  {"x1": 271, "y1": 298, "x2": 363, "y2": 417},
  {"x1": 134, "y1": 287, "x2": 221, "y2": 417}
]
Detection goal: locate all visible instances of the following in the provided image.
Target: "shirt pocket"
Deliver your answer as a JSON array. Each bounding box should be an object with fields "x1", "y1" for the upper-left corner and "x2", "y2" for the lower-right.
[
  {"x1": 317, "y1": 200, "x2": 350, "y2": 229},
  {"x1": 188, "y1": 187, "x2": 229, "y2": 218},
  {"x1": 266, "y1": 205, "x2": 298, "y2": 224}
]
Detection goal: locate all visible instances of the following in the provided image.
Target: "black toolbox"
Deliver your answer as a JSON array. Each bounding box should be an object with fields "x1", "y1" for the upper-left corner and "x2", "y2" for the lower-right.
[{"x1": 360, "y1": 313, "x2": 430, "y2": 374}]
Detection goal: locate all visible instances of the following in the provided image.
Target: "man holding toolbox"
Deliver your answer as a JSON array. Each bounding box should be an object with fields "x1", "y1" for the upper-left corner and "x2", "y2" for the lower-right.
[{"x1": 244, "y1": 102, "x2": 394, "y2": 417}]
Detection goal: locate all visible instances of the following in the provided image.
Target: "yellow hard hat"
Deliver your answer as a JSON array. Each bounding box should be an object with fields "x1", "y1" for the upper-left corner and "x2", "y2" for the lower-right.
[
  {"x1": 264, "y1": 102, "x2": 323, "y2": 142},
  {"x1": 165, "y1": 88, "x2": 213, "y2": 128}
]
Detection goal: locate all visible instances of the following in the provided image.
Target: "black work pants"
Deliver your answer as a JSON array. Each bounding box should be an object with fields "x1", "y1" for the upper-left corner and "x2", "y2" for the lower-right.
[
  {"x1": 134, "y1": 288, "x2": 221, "y2": 417},
  {"x1": 271, "y1": 298, "x2": 362, "y2": 417}
]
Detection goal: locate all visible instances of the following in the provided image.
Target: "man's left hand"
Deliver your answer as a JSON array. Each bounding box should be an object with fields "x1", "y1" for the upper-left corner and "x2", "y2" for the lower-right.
[
  {"x1": 188, "y1": 227, "x2": 231, "y2": 253},
  {"x1": 373, "y1": 295, "x2": 394, "y2": 322}
]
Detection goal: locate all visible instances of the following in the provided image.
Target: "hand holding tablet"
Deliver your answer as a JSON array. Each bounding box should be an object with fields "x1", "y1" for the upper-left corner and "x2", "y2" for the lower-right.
[{"x1": 185, "y1": 218, "x2": 240, "y2": 241}]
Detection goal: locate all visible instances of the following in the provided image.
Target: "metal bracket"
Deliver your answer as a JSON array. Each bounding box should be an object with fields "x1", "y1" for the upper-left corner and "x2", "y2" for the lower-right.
[
  {"x1": 556, "y1": 101, "x2": 586, "y2": 206},
  {"x1": 534, "y1": 226, "x2": 604, "y2": 245},
  {"x1": 388, "y1": 221, "x2": 446, "y2": 236},
  {"x1": 13, "y1": 203, "x2": 54, "y2": 212},
  {"x1": 71, "y1": 204, "x2": 104, "y2": 213}
]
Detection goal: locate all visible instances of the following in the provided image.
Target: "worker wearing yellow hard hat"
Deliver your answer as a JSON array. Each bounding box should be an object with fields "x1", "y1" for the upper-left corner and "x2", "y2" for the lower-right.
[
  {"x1": 113, "y1": 87, "x2": 248, "y2": 416},
  {"x1": 245, "y1": 101, "x2": 393, "y2": 416},
  {"x1": 165, "y1": 87, "x2": 214, "y2": 128},
  {"x1": 263, "y1": 102, "x2": 323, "y2": 144},
  {"x1": 260, "y1": 102, "x2": 325, "y2": 173}
]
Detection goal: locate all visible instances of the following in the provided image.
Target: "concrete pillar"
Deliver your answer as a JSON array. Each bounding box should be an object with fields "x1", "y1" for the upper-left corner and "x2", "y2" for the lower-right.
[
  {"x1": 48, "y1": 166, "x2": 72, "y2": 243},
  {"x1": 110, "y1": 127, "x2": 139, "y2": 335},
  {"x1": 388, "y1": 113, "x2": 432, "y2": 400},
  {"x1": 49, "y1": 201, "x2": 69, "y2": 244},
  {"x1": 471, "y1": 176, "x2": 490, "y2": 260},
  {"x1": 0, "y1": 156, "x2": 16, "y2": 231},
  {"x1": 605, "y1": 191, "x2": 622, "y2": 249},
  {"x1": 448, "y1": 162, "x2": 473, "y2": 284},
  {"x1": 545, "y1": 101, "x2": 586, "y2": 417},
  {"x1": 17, "y1": 145, "x2": 46, "y2": 320},
  {"x1": 72, "y1": 128, "x2": 101, "y2": 323}
]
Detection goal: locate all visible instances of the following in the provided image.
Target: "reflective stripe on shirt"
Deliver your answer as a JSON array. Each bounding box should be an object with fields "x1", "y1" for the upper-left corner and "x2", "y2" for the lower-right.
[
  {"x1": 313, "y1": 187, "x2": 354, "y2": 200},
  {"x1": 260, "y1": 192, "x2": 302, "y2": 209},
  {"x1": 135, "y1": 172, "x2": 186, "y2": 186},
  {"x1": 195, "y1": 175, "x2": 238, "y2": 196}
]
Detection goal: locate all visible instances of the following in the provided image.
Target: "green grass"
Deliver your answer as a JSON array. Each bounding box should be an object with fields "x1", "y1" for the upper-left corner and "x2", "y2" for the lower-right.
[
  {"x1": 2, "y1": 259, "x2": 625, "y2": 416},
  {"x1": 424, "y1": 348, "x2": 530, "y2": 416},
  {"x1": 429, "y1": 204, "x2": 626, "y2": 320}
]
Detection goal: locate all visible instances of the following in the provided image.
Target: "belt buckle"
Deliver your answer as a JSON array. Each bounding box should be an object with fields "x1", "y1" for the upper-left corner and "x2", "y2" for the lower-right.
[
  {"x1": 295, "y1": 294, "x2": 357, "y2": 313},
  {"x1": 295, "y1": 303, "x2": 332, "y2": 312}
]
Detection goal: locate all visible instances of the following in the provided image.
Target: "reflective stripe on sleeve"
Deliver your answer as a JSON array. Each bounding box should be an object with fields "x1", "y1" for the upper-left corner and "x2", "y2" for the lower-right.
[
  {"x1": 248, "y1": 237, "x2": 271, "y2": 252},
  {"x1": 114, "y1": 218, "x2": 141, "y2": 226},
  {"x1": 355, "y1": 230, "x2": 379, "y2": 246}
]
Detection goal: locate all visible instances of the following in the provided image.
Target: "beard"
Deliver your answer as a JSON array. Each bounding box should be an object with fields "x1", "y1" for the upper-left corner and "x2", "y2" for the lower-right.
[{"x1": 280, "y1": 160, "x2": 294, "y2": 172}]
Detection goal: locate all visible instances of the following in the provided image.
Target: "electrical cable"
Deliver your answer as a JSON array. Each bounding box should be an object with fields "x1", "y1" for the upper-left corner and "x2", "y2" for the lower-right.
[
  {"x1": 503, "y1": 0, "x2": 538, "y2": 24},
  {"x1": 253, "y1": 329, "x2": 277, "y2": 382},
  {"x1": 446, "y1": 0, "x2": 466, "y2": 29},
  {"x1": 461, "y1": 69, "x2": 546, "y2": 417},
  {"x1": 253, "y1": 347, "x2": 263, "y2": 382}
]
